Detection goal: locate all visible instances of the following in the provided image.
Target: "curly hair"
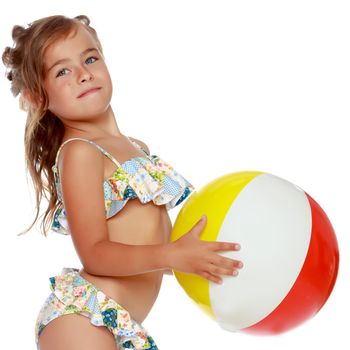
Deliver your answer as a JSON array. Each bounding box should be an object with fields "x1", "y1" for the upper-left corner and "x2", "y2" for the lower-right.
[{"x1": 2, "y1": 15, "x2": 103, "y2": 237}]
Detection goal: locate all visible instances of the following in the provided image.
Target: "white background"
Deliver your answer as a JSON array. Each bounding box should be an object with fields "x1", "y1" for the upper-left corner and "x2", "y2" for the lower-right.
[{"x1": 1, "y1": 1, "x2": 349, "y2": 349}]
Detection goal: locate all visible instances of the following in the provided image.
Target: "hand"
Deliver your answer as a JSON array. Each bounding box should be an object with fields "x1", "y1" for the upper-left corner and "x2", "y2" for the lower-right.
[{"x1": 167, "y1": 215, "x2": 243, "y2": 284}]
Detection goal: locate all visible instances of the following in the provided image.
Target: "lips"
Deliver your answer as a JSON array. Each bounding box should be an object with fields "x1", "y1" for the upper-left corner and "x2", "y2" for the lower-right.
[{"x1": 77, "y1": 87, "x2": 101, "y2": 98}]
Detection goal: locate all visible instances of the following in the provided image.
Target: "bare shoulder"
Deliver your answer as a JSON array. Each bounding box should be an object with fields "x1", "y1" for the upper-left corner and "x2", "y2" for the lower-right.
[
  {"x1": 128, "y1": 136, "x2": 150, "y2": 154},
  {"x1": 57, "y1": 139, "x2": 104, "y2": 175}
]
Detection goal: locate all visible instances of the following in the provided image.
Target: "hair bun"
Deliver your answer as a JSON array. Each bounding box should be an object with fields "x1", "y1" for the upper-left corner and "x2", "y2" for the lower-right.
[
  {"x1": 12, "y1": 25, "x2": 26, "y2": 41},
  {"x1": 2, "y1": 46, "x2": 12, "y2": 67},
  {"x1": 74, "y1": 15, "x2": 90, "y2": 26}
]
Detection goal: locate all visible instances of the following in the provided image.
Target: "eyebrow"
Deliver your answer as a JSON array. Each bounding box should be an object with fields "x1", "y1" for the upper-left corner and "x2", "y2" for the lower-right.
[{"x1": 47, "y1": 48, "x2": 99, "y2": 72}]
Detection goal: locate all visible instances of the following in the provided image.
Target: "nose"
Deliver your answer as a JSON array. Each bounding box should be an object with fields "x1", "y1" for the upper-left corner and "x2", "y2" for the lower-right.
[{"x1": 78, "y1": 66, "x2": 93, "y2": 83}]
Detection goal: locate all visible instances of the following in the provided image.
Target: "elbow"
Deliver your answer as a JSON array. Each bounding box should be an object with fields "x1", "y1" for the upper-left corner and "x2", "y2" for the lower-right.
[
  {"x1": 82, "y1": 262, "x2": 99, "y2": 276},
  {"x1": 80, "y1": 242, "x2": 104, "y2": 276},
  {"x1": 80, "y1": 240, "x2": 126, "y2": 277},
  {"x1": 81, "y1": 257, "x2": 100, "y2": 276}
]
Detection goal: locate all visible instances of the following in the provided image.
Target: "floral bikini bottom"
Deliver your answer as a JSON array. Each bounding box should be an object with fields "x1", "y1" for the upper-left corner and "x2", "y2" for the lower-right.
[{"x1": 34, "y1": 267, "x2": 158, "y2": 349}]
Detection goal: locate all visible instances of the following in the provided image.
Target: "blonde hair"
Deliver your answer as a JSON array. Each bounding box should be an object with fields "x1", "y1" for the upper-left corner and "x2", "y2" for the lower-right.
[{"x1": 2, "y1": 15, "x2": 103, "y2": 237}]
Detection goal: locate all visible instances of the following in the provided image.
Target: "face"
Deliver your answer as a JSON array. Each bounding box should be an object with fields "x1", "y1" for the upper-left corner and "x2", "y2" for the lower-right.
[{"x1": 42, "y1": 24, "x2": 113, "y2": 121}]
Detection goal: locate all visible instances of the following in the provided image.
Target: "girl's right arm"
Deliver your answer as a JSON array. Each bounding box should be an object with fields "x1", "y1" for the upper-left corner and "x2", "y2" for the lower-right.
[{"x1": 59, "y1": 141, "x2": 242, "y2": 284}]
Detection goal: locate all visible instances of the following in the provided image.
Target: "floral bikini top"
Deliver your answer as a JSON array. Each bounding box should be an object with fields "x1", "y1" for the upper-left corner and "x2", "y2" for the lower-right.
[{"x1": 51, "y1": 137, "x2": 195, "y2": 235}]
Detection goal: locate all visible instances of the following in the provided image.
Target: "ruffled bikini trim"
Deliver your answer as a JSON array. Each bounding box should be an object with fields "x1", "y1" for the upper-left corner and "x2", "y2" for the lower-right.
[
  {"x1": 47, "y1": 268, "x2": 158, "y2": 349},
  {"x1": 51, "y1": 154, "x2": 195, "y2": 235},
  {"x1": 106, "y1": 155, "x2": 195, "y2": 210}
]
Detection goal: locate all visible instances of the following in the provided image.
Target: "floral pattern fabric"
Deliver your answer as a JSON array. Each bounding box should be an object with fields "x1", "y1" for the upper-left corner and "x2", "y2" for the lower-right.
[
  {"x1": 51, "y1": 137, "x2": 195, "y2": 235},
  {"x1": 35, "y1": 267, "x2": 159, "y2": 349}
]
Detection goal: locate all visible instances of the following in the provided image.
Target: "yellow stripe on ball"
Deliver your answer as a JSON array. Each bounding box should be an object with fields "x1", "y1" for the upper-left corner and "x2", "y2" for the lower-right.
[{"x1": 171, "y1": 171, "x2": 263, "y2": 319}]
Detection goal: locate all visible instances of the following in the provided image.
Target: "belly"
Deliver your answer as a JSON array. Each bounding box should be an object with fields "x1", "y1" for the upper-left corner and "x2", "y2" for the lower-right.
[{"x1": 79, "y1": 199, "x2": 172, "y2": 324}]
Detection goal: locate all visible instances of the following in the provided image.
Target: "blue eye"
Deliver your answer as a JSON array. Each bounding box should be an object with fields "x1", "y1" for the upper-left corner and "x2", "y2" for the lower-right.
[
  {"x1": 54, "y1": 56, "x2": 98, "y2": 78},
  {"x1": 86, "y1": 56, "x2": 98, "y2": 64},
  {"x1": 56, "y1": 68, "x2": 69, "y2": 77}
]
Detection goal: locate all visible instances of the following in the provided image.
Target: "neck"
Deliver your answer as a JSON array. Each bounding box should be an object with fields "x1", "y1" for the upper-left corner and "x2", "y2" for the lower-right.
[{"x1": 62, "y1": 105, "x2": 123, "y2": 140}]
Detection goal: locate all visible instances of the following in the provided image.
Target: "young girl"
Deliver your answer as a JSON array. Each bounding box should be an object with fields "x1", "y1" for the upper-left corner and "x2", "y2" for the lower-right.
[{"x1": 3, "y1": 14, "x2": 243, "y2": 350}]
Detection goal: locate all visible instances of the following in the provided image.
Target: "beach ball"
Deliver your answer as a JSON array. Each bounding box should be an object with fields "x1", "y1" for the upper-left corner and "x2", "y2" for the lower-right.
[{"x1": 171, "y1": 171, "x2": 339, "y2": 335}]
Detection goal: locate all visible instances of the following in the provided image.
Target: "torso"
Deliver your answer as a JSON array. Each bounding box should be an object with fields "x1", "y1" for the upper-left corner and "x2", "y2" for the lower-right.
[
  {"x1": 63, "y1": 134, "x2": 173, "y2": 324},
  {"x1": 79, "y1": 200, "x2": 172, "y2": 324}
]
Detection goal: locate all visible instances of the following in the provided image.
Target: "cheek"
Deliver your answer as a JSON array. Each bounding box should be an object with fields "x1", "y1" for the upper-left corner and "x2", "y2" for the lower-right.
[
  {"x1": 47, "y1": 84, "x2": 72, "y2": 113},
  {"x1": 104, "y1": 73, "x2": 113, "y2": 93},
  {"x1": 100, "y1": 66, "x2": 112, "y2": 83}
]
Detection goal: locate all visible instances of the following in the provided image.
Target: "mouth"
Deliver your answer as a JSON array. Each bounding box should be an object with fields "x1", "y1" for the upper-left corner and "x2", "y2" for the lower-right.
[{"x1": 77, "y1": 87, "x2": 102, "y2": 98}]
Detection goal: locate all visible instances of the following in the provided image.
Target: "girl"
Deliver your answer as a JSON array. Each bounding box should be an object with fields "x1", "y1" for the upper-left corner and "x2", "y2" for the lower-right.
[{"x1": 3, "y1": 14, "x2": 243, "y2": 350}]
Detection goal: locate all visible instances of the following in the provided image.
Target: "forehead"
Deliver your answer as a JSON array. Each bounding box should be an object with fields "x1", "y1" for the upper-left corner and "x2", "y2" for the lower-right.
[{"x1": 44, "y1": 25, "x2": 98, "y2": 64}]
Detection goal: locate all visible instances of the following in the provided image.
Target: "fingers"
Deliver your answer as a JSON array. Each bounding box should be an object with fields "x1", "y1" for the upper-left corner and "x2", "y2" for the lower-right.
[
  {"x1": 210, "y1": 258, "x2": 242, "y2": 272},
  {"x1": 191, "y1": 215, "x2": 207, "y2": 234},
  {"x1": 204, "y1": 244, "x2": 243, "y2": 284},
  {"x1": 187, "y1": 215, "x2": 244, "y2": 285},
  {"x1": 197, "y1": 215, "x2": 207, "y2": 225},
  {"x1": 200, "y1": 266, "x2": 239, "y2": 285},
  {"x1": 197, "y1": 253, "x2": 243, "y2": 284},
  {"x1": 208, "y1": 265, "x2": 236, "y2": 277},
  {"x1": 211, "y1": 254, "x2": 243, "y2": 270},
  {"x1": 200, "y1": 271, "x2": 224, "y2": 284},
  {"x1": 210, "y1": 241, "x2": 241, "y2": 252}
]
